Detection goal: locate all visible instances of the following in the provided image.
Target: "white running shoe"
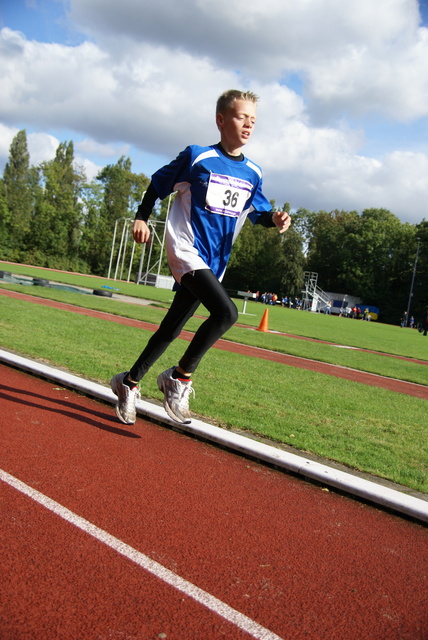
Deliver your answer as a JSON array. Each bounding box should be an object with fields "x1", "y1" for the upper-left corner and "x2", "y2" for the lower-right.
[
  {"x1": 157, "y1": 367, "x2": 194, "y2": 424},
  {"x1": 110, "y1": 372, "x2": 141, "y2": 424}
]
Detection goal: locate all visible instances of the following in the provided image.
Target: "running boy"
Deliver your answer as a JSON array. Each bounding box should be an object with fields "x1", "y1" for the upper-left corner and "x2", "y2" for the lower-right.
[{"x1": 110, "y1": 89, "x2": 291, "y2": 425}]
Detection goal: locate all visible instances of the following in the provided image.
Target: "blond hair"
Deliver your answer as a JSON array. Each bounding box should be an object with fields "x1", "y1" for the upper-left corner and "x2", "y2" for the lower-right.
[{"x1": 216, "y1": 89, "x2": 259, "y2": 114}]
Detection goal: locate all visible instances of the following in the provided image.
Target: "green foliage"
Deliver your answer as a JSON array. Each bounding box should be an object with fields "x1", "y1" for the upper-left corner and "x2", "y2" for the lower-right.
[
  {"x1": 1, "y1": 130, "x2": 427, "y2": 325},
  {"x1": 35, "y1": 141, "x2": 84, "y2": 259},
  {"x1": 0, "y1": 133, "x2": 152, "y2": 279},
  {"x1": 224, "y1": 216, "x2": 305, "y2": 296},
  {"x1": 0, "y1": 178, "x2": 11, "y2": 249},
  {"x1": 301, "y1": 207, "x2": 427, "y2": 324},
  {"x1": 94, "y1": 156, "x2": 150, "y2": 276},
  {"x1": 2, "y1": 130, "x2": 34, "y2": 249},
  {"x1": 78, "y1": 182, "x2": 107, "y2": 275},
  {"x1": 413, "y1": 220, "x2": 428, "y2": 319}
]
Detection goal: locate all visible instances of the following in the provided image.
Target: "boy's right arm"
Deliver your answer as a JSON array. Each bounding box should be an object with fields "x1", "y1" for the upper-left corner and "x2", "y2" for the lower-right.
[
  {"x1": 132, "y1": 148, "x2": 189, "y2": 245},
  {"x1": 132, "y1": 219, "x2": 151, "y2": 244},
  {"x1": 133, "y1": 182, "x2": 159, "y2": 244}
]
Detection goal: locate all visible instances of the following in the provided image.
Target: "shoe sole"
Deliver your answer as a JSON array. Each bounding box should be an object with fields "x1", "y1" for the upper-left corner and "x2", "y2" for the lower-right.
[
  {"x1": 114, "y1": 404, "x2": 136, "y2": 425},
  {"x1": 163, "y1": 400, "x2": 191, "y2": 425}
]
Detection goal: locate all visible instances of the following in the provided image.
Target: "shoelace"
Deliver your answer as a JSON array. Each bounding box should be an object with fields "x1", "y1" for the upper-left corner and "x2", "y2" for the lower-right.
[
  {"x1": 178, "y1": 381, "x2": 195, "y2": 408},
  {"x1": 126, "y1": 385, "x2": 141, "y2": 405}
]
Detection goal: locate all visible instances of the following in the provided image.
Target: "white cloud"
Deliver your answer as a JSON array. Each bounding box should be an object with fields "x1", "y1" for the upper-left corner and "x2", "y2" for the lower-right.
[
  {"x1": 75, "y1": 139, "x2": 130, "y2": 158},
  {"x1": 0, "y1": 123, "x2": 18, "y2": 162},
  {"x1": 0, "y1": 0, "x2": 427, "y2": 225},
  {"x1": 27, "y1": 131, "x2": 60, "y2": 166},
  {"x1": 68, "y1": 0, "x2": 428, "y2": 121},
  {"x1": 0, "y1": 26, "x2": 243, "y2": 159},
  {"x1": 258, "y1": 140, "x2": 428, "y2": 223},
  {"x1": 306, "y1": 23, "x2": 428, "y2": 122},
  {"x1": 0, "y1": 123, "x2": 59, "y2": 168},
  {"x1": 0, "y1": 123, "x2": 102, "y2": 181}
]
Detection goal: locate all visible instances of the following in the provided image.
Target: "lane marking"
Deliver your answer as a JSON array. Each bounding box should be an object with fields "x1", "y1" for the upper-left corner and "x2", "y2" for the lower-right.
[{"x1": 1, "y1": 469, "x2": 283, "y2": 640}]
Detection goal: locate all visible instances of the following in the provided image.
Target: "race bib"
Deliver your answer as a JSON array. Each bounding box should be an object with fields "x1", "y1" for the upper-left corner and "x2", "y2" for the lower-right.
[{"x1": 205, "y1": 173, "x2": 253, "y2": 217}]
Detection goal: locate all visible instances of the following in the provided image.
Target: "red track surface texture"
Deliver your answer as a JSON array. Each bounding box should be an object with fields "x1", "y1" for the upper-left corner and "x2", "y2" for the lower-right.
[{"x1": 1, "y1": 365, "x2": 427, "y2": 640}]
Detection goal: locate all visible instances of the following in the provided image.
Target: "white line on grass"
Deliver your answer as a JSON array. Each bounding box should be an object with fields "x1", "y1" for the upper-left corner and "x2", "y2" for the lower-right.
[{"x1": 1, "y1": 469, "x2": 284, "y2": 640}]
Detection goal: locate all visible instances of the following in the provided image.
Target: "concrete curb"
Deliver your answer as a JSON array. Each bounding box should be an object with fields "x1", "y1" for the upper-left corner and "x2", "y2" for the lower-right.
[{"x1": 1, "y1": 348, "x2": 427, "y2": 525}]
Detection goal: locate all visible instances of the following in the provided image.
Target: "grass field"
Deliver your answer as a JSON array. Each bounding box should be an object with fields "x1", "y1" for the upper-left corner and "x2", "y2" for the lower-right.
[{"x1": 1, "y1": 262, "x2": 427, "y2": 493}]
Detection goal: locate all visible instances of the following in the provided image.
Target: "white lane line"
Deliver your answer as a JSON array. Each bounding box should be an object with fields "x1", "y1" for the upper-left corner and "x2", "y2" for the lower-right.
[{"x1": 1, "y1": 469, "x2": 283, "y2": 640}]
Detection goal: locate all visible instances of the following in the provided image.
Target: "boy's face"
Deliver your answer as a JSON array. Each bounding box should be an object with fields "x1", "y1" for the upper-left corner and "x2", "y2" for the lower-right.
[{"x1": 216, "y1": 99, "x2": 257, "y2": 154}]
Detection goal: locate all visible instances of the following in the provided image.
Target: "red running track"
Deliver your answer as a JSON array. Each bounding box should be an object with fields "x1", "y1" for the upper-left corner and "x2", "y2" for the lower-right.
[{"x1": 1, "y1": 365, "x2": 427, "y2": 640}]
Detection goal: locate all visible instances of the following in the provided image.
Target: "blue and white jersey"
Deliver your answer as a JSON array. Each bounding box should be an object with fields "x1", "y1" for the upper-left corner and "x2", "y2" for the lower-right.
[{"x1": 151, "y1": 144, "x2": 272, "y2": 283}]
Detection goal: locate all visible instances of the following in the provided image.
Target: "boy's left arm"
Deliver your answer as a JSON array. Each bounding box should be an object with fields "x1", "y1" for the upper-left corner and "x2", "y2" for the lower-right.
[{"x1": 272, "y1": 210, "x2": 292, "y2": 233}]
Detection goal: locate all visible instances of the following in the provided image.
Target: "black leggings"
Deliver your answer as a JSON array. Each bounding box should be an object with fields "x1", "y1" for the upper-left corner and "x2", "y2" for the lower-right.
[{"x1": 129, "y1": 269, "x2": 238, "y2": 381}]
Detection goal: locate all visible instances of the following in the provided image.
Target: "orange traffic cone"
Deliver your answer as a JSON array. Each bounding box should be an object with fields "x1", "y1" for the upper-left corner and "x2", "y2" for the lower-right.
[{"x1": 257, "y1": 308, "x2": 269, "y2": 332}]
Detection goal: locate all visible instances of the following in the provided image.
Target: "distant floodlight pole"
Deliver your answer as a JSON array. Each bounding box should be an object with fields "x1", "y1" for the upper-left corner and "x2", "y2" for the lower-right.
[
  {"x1": 405, "y1": 238, "x2": 420, "y2": 326},
  {"x1": 127, "y1": 239, "x2": 136, "y2": 283},
  {"x1": 108, "y1": 218, "x2": 121, "y2": 280},
  {"x1": 119, "y1": 221, "x2": 130, "y2": 280},
  {"x1": 114, "y1": 219, "x2": 128, "y2": 281},
  {"x1": 137, "y1": 242, "x2": 147, "y2": 284}
]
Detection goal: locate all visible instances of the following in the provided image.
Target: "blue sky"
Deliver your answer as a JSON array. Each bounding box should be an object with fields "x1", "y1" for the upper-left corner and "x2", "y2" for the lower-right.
[
  {"x1": 2, "y1": 0, "x2": 79, "y2": 44},
  {"x1": 1, "y1": 0, "x2": 428, "y2": 224}
]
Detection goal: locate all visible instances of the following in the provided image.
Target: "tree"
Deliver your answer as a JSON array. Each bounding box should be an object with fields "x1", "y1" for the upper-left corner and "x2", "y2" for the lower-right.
[
  {"x1": 32, "y1": 141, "x2": 85, "y2": 267},
  {"x1": 280, "y1": 223, "x2": 306, "y2": 296},
  {"x1": 2, "y1": 130, "x2": 34, "y2": 253},
  {"x1": 78, "y1": 182, "x2": 105, "y2": 274},
  {"x1": 95, "y1": 157, "x2": 150, "y2": 277},
  {"x1": 411, "y1": 220, "x2": 428, "y2": 324},
  {"x1": 0, "y1": 127, "x2": 424, "y2": 325},
  {"x1": 224, "y1": 207, "x2": 305, "y2": 296},
  {"x1": 305, "y1": 209, "x2": 361, "y2": 293},
  {"x1": 303, "y1": 207, "x2": 424, "y2": 322}
]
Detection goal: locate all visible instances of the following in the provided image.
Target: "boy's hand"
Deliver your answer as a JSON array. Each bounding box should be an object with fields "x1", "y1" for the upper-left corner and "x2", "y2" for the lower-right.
[
  {"x1": 273, "y1": 211, "x2": 291, "y2": 233},
  {"x1": 133, "y1": 219, "x2": 151, "y2": 244}
]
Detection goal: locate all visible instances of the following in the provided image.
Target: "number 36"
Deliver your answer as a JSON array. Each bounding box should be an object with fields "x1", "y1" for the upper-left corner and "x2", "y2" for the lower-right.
[{"x1": 223, "y1": 190, "x2": 239, "y2": 208}]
